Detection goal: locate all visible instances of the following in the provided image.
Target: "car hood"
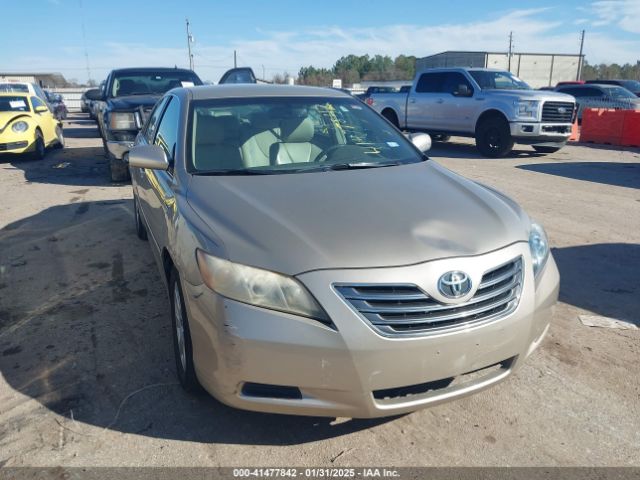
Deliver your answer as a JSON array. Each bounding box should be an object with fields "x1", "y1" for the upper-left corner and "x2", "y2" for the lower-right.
[
  {"x1": 0, "y1": 111, "x2": 32, "y2": 133},
  {"x1": 187, "y1": 161, "x2": 531, "y2": 275},
  {"x1": 107, "y1": 95, "x2": 161, "y2": 110},
  {"x1": 485, "y1": 89, "x2": 575, "y2": 102}
]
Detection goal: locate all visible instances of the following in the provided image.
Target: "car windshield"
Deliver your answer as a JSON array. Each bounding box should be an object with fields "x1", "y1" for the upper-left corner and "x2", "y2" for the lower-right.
[
  {"x1": 469, "y1": 71, "x2": 531, "y2": 90},
  {"x1": 604, "y1": 86, "x2": 637, "y2": 99},
  {"x1": 0, "y1": 96, "x2": 30, "y2": 112},
  {"x1": 0, "y1": 83, "x2": 29, "y2": 93},
  {"x1": 190, "y1": 96, "x2": 423, "y2": 174},
  {"x1": 111, "y1": 72, "x2": 201, "y2": 97}
]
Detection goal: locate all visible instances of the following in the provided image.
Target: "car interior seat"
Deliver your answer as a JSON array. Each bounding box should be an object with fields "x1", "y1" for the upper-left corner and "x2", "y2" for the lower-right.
[
  {"x1": 241, "y1": 112, "x2": 280, "y2": 168},
  {"x1": 269, "y1": 116, "x2": 322, "y2": 165},
  {"x1": 194, "y1": 115, "x2": 244, "y2": 170}
]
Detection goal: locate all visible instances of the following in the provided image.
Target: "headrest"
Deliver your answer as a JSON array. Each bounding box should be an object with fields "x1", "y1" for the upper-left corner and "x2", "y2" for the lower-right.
[
  {"x1": 280, "y1": 116, "x2": 314, "y2": 143},
  {"x1": 249, "y1": 112, "x2": 275, "y2": 131},
  {"x1": 196, "y1": 115, "x2": 240, "y2": 145}
]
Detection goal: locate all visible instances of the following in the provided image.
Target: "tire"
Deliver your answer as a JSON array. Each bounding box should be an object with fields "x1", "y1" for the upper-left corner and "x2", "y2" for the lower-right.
[
  {"x1": 169, "y1": 269, "x2": 201, "y2": 393},
  {"x1": 533, "y1": 146, "x2": 561, "y2": 154},
  {"x1": 382, "y1": 109, "x2": 399, "y2": 128},
  {"x1": 432, "y1": 134, "x2": 451, "y2": 142},
  {"x1": 110, "y1": 156, "x2": 130, "y2": 182},
  {"x1": 133, "y1": 194, "x2": 148, "y2": 241},
  {"x1": 475, "y1": 116, "x2": 514, "y2": 158},
  {"x1": 53, "y1": 125, "x2": 65, "y2": 149},
  {"x1": 30, "y1": 129, "x2": 46, "y2": 160}
]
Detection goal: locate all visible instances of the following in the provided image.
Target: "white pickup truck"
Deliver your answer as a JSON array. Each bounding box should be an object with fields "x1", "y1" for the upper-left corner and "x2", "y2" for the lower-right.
[{"x1": 367, "y1": 68, "x2": 576, "y2": 157}]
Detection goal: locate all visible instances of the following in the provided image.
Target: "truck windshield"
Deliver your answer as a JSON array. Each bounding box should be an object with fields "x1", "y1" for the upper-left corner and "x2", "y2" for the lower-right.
[
  {"x1": 0, "y1": 96, "x2": 30, "y2": 112},
  {"x1": 469, "y1": 71, "x2": 531, "y2": 91},
  {"x1": 111, "y1": 72, "x2": 202, "y2": 97},
  {"x1": 190, "y1": 96, "x2": 423, "y2": 174}
]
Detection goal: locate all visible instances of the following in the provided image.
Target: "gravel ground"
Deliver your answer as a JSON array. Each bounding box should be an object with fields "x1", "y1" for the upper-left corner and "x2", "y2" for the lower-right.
[{"x1": 0, "y1": 114, "x2": 638, "y2": 467}]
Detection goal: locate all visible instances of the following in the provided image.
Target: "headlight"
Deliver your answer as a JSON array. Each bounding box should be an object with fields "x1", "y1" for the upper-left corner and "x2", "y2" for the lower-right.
[
  {"x1": 11, "y1": 121, "x2": 29, "y2": 133},
  {"x1": 515, "y1": 100, "x2": 539, "y2": 120},
  {"x1": 196, "y1": 250, "x2": 330, "y2": 322},
  {"x1": 529, "y1": 221, "x2": 549, "y2": 279},
  {"x1": 108, "y1": 112, "x2": 138, "y2": 130}
]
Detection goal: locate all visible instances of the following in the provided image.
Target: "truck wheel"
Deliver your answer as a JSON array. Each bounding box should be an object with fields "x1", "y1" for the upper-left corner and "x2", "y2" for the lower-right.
[
  {"x1": 110, "y1": 157, "x2": 130, "y2": 182},
  {"x1": 475, "y1": 117, "x2": 514, "y2": 158},
  {"x1": 533, "y1": 146, "x2": 561, "y2": 154},
  {"x1": 382, "y1": 109, "x2": 399, "y2": 128}
]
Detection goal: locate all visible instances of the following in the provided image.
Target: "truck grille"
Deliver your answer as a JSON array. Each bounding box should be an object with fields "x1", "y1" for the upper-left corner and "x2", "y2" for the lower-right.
[
  {"x1": 541, "y1": 101, "x2": 574, "y2": 123},
  {"x1": 335, "y1": 257, "x2": 523, "y2": 336}
]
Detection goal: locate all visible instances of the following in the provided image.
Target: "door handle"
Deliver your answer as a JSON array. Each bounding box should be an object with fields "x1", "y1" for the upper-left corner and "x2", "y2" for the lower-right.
[
  {"x1": 436, "y1": 98, "x2": 444, "y2": 104},
  {"x1": 409, "y1": 98, "x2": 416, "y2": 104}
]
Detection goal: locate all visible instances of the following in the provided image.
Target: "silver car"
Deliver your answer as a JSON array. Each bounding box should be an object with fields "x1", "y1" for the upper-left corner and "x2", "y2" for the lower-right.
[{"x1": 129, "y1": 84, "x2": 559, "y2": 418}]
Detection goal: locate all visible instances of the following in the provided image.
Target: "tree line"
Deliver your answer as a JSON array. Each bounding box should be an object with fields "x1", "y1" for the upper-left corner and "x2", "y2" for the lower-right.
[
  {"x1": 296, "y1": 55, "x2": 640, "y2": 86},
  {"x1": 297, "y1": 54, "x2": 417, "y2": 86}
]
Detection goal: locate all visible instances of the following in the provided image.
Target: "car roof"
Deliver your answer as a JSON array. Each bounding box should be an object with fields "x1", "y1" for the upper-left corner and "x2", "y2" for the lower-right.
[
  {"x1": 111, "y1": 67, "x2": 197, "y2": 74},
  {"x1": 185, "y1": 84, "x2": 349, "y2": 100},
  {"x1": 0, "y1": 91, "x2": 29, "y2": 97}
]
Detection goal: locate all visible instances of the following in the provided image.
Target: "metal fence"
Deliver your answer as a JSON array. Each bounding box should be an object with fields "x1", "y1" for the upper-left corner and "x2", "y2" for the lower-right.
[{"x1": 50, "y1": 87, "x2": 88, "y2": 112}]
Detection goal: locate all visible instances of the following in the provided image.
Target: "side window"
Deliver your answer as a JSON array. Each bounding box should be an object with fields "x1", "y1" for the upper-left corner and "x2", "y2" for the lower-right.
[
  {"x1": 154, "y1": 97, "x2": 181, "y2": 161},
  {"x1": 31, "y1": 96, "x2": 47, "y2": 111},
  {"x1": 415, "y1": 73, "x2": 446, "y2": 93},
  {"x1": 143, "y1": 97, "x2": 169, "y2": 143},
  {"x1": 442, "y1": 72, "x2": 473, "y2": 96},
  {"x1": 583, "y1": 88, "x2": 603, "y2": 97},
  {"x1": 560, "y1": 88, "x2": 580, "y2": 97},
  {"x1": 33, "y1": 84, "x2": 48, "y2": 103}
]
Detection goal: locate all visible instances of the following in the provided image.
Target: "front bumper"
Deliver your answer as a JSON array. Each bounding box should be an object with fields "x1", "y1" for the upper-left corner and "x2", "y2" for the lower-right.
[
  {"x1": 0, "y1": 138, "x2": 31, "y2": 154},
  {"x1": 510, "y1": 121, "x2": 572, "y2": 144},
  {"x1": 182, "y1": 243, "x2": 559, "y2": 418}
]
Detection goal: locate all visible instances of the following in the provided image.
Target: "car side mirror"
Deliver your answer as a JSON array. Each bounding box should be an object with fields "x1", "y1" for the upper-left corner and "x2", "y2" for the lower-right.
[
  {"x1": 454, "y1": 84, "x2": 472, "y2": 97},
  {"x1": 34, "y1": 105, "x2": 48, "y2": 113},
  {"x1": 85, "y1": 89, "x2": 104, "y2": 101},
  {"x1": 128, "y1": 145, "x2": 169, "y2": 170},
  {"x1": 409, "y1": 133, "x2": 432, "y2": 153}
]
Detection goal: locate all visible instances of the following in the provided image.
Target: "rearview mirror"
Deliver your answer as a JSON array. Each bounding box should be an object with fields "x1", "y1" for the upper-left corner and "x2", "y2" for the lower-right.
[
  {"x1": 128, "y1": 145, "x2": 169, "y2": 170},
  {"x1": 409, "y1": 133, "x2": 431, "y2": 153}
]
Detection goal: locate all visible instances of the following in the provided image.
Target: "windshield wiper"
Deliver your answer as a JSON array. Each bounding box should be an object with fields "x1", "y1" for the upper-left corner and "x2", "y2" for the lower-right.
[
  {"x1": 193, "y1": 168, "x2": 275, "y2": 176},
  {"x1": 303, "y1": 161, "x2": 405, "y2": 172}
]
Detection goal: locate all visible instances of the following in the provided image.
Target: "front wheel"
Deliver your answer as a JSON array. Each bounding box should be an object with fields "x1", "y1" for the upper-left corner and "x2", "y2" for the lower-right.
[
  {"x1": 169, "y1": 269, "x2": 201, "y2": 393},
  {"x1": 110, "y1": 157, "x2": 130, "y2": 182},
  {"x1": 475, "y1": 117, "x2": 514, "y2": 158},
  {"x1": 53, "y1": 125, "x2": 65, "y2": 149},
  {"x1": 30, "y1": 130, "x2": 46, "y2": 160},
  {"x1": 533, "y1": 146, "x2": 561, "y2": 154}
]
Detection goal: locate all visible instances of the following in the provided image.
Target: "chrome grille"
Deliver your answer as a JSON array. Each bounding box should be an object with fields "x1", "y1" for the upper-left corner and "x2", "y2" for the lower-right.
[
  {"x1": 335, "y1": 257, "x2": 523, "y2": 336},
  {"x1": 541, "y1": 101, "x2": 574, "y2": 123}
]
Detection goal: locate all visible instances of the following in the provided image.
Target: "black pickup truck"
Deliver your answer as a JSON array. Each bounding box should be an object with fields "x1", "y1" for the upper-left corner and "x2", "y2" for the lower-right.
[{"x1": 87, "y1": 67, "x2": 203, "y2": 181}]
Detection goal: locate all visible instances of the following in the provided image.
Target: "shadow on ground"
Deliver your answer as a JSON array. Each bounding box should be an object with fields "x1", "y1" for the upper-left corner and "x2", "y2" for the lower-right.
[
  {"x1": 517, "y1": 162, "x2": 640, "y2": 189},
  {"x1": 553, "y1": 243, "x2": 640, "y2": 325},
  {"x1": 429, "y1": 140, "x2": 545, "y2": 160},
  {"x1": 0, "y1": 201, "x2": 394, "y2": 446}
]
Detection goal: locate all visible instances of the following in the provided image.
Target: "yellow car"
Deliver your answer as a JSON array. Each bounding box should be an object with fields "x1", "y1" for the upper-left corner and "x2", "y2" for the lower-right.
[{"x1": 0, "y1": 92, "x2": 64, "y2": 159}]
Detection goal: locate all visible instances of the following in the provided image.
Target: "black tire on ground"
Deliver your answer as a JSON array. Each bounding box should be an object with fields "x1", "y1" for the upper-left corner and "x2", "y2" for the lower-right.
[
  {"x1": 475, "y1": 116, "x2": 514, "y2": 158},
  {"x1": 133, "y1": 194, "x2": 148, "y2": 241},
  {"x1": 110, "y1": 156, "x2": 130, "y2": 182},
  {"x1": 169, "y1": 269, "x2": 201, "y2": 393},
  {"x1": 30, "y1": 129, "x2": 46, "y2": 160},
  {"x1": 432, "y1": 134, "x2": 451, "y2": 142},
  {"x1": 53, "y1": 125, "x2": 64, "y2": 149},
  {"x1": 533, "y1": 146, "x2": 561, "y2": 154},
  {"x1": 382, "y1": 109, "x2": 399, "y2": 128}
]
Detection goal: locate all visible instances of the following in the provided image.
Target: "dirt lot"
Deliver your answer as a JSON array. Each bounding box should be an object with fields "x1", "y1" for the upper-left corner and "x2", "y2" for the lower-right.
[{"x1": 0, "y1": 114, "x2": 638, "y2": 467}]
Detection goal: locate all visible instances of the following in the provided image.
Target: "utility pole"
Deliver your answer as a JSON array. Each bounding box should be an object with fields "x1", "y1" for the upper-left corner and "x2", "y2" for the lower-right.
[
  {"x1": 234, "y1": 50, "x2": 237, "y2": 68},
  {"x1": 507, "y1": 31, "x2": 513, "y2": 72},
  {"x1": 262, "y1": 64, "x2": 265, "y2": 80},
  {"x1": 577, "y1": 30, "x2": 585, "y2": 81},
  {"x1": 186, "y1": 19, "x2": 194, "y2": 70}
]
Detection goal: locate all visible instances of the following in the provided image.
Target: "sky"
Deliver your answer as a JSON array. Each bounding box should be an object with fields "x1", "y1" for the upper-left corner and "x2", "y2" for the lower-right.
[{"x1": 1, "y1": 0, "x2": 639, "y2": 83}]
